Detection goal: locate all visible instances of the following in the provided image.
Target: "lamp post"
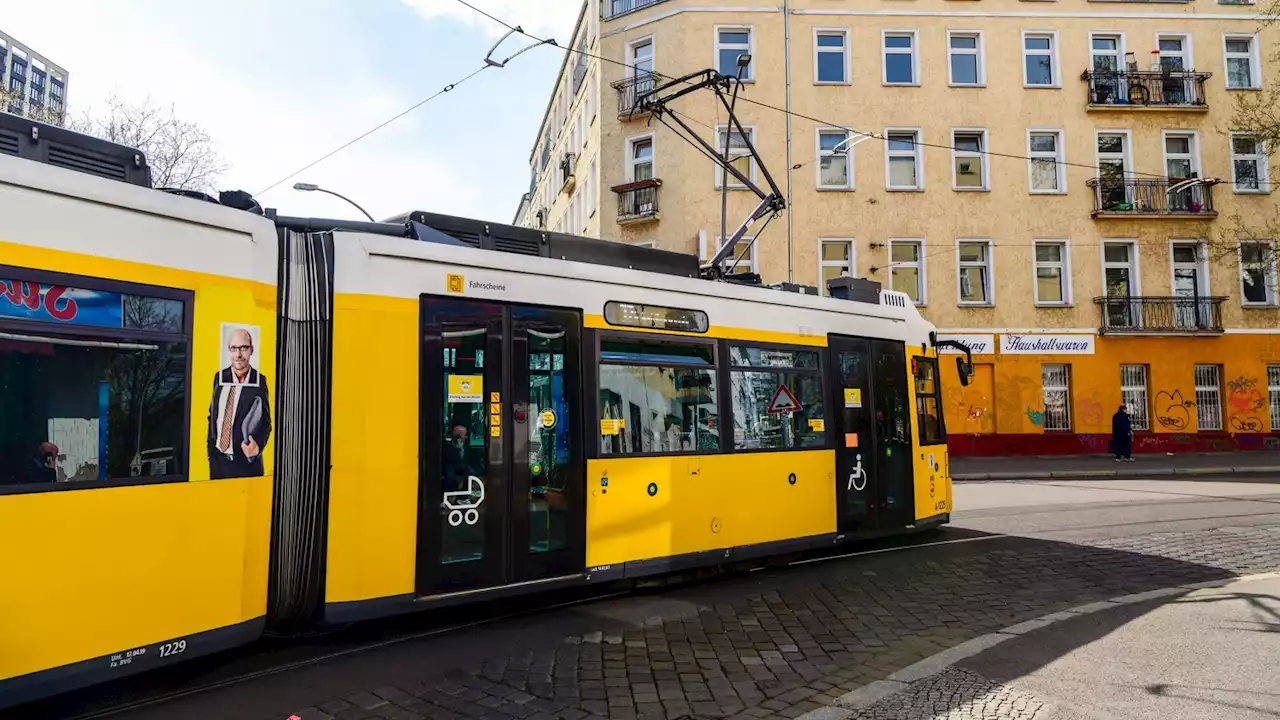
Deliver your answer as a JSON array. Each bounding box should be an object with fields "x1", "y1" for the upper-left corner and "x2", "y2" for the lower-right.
[{"x1": 292, "y1": 182, "x2": 376, "y2": 222}]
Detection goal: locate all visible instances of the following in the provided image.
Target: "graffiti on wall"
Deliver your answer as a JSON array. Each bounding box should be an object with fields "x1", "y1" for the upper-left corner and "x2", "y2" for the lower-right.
[
  {"x1": 1025, "y1": 408, "x2": 1045, "y2": 426},
  {"x1": 1225, "y1": 376, "x2": 1266, "y2": 434},
  {"x1": 1078, "y1": 397, "x2": 1104, "y2": 427},
  {"x1": 1154, "y1": 390, "x2": 1195, "y2": 430},
  {"x1": 1230, "y1": 416, "x2": 1263, "y2": 432},
  {"x1": 957, "y1": 401, "x2": 994, "y2": 433}
]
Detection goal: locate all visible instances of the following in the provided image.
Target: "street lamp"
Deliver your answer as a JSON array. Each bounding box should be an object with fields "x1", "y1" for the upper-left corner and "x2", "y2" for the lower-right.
[{"x1": 292, "y1": 182, "x2": 376, "y2": 222}]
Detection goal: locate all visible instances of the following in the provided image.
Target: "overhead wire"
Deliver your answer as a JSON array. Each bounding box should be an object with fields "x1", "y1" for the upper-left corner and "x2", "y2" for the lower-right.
[
  {"x1": 454, "y1": 0, "x2": 1264, "y2": 187},
  {"x1": 255, "y1": 64, "x2": 494, "y2": 197}
]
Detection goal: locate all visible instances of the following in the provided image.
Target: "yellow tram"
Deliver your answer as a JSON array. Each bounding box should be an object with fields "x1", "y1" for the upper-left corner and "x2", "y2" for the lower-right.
[{"x1": 0, "y1": 120, "x2": 959, "y2": 708}]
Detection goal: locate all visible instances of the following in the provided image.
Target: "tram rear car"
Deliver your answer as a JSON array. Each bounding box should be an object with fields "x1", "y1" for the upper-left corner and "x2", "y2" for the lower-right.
[{"x1": 0, "y1": 154, "x2": 279, "y2": 706}]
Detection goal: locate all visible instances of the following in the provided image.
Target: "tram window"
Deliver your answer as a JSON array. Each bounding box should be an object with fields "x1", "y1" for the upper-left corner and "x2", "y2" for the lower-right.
[
  {"x1": 914, "y1": 356, "x2": 945, "y2": 445},
  {"x1": 0, "y1": 279, "x2": 190, "y2": 488},
  {"x1": 598, "y1": 337, "x2": 718, "y2": 455},
  {"x1": 729, "y1": 344, "x2": 826, "y2": 450}
]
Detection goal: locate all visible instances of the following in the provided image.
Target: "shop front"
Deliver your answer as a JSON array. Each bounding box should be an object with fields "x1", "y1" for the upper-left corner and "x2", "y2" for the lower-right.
[{"x1": 938, "y1": 331, "x2": 1280, "y2": 456}]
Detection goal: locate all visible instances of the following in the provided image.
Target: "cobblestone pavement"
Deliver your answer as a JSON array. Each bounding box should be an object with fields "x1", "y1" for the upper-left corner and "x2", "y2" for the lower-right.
[
  {"x1": 285, "y1": 525, "x2": 1280, "y2": 720},
  {"x1": 846, "y1": 668, "x2": 1045, "y2": 720}
]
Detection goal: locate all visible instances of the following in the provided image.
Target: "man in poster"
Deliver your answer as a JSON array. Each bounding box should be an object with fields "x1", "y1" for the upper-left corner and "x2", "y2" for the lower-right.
[{"x1": 208, "y1": 326, "x2": 272, "y2": 479}]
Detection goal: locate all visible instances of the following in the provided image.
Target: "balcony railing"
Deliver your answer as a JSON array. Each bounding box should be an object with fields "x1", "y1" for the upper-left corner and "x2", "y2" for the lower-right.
[
  {"x1": 1086, "y1": 177, "x2": 1217, "y2": 218},
  {"x1": 612, "y1": 178, "x2": 661, "y2": 224},
  {"x1": 1082, "y1": 70, "x2": 1212, "y2": 109},
  {"x1": 602, "y1": 0, "x2": 668, "y2": 20},
  {"x1": 612, "y1": 73, "x2": 657, "y2": 119},
  {"x1": 1095, "y1": 296, "x2": 1226, "y2": 334}
]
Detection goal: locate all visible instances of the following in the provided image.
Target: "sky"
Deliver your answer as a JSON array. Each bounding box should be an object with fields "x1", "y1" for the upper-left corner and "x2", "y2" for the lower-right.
[{"x1": 3, "y1": 0, "x2": 584, "y2": 223}]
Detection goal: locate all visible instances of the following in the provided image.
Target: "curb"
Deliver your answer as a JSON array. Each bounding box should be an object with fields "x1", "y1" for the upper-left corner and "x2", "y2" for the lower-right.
[
  {"x1": 952, "y1": 465, "x2": 1280, "y2": 482},
  {"x1": 794, "y1": 571, "x2": 1280, "y2": 720}
]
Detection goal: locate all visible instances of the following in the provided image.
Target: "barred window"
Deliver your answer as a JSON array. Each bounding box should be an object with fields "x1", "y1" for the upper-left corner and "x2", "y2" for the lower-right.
[
  {"x1": 1194, "y1": 364, "x2": 1222, "y2": 431},
  {"x1": 1042, "y1": 364, "x2": 1071, "y2": 431},
  {"x1": 1120, "y1": 365, "x2": 1149, "y2": 431},
  {"x1": 1268, "y1": 365, "x2": 1280, "y2": 431}
]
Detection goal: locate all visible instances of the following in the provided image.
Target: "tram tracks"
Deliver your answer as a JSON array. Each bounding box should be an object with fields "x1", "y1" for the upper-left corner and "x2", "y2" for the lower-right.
[{"x1": 33, "y1": 528, "x2": 996, "y2": 720}]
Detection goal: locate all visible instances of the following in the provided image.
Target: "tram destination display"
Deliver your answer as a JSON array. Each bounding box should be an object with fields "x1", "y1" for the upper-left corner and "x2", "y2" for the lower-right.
[{"x1": 604, "y1": 301, "x2": 709, "y2": 333}]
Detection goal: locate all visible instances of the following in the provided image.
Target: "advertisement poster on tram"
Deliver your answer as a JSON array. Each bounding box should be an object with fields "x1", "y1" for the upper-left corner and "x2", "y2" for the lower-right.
[{"x1": 207, "y1": 323, "x2": 272, "y2": 480}]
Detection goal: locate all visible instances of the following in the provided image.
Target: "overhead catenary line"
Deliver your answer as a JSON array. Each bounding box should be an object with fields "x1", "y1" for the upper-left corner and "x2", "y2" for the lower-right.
[
  {"x1": 454, "y1": 0, "x2": 1265, "y2": 187},
  {"x1": 255, "y1": 64, "x2": 494, "y2": 197}
]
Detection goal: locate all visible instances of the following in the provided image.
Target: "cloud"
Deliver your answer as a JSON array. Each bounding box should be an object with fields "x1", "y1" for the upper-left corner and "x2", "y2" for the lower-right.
[{"x1": 400, "y1": 0, "x2": 584, "y2": 41}]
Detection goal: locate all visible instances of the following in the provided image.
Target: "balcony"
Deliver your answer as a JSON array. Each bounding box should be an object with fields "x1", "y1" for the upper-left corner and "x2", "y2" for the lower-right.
[
  {"x1": 1082, "y1": 70, "x2": 1211, "y2": 110},
  {"x1": 1086, "y1": 177, "x2": 1217, "y2": 219},
  {"x1": 559, "y1": 153, "x2": 576, "y2": 194},
  {"x1": 612, "y1": 178, "x2": 661, "y2": 224},
  {"x1": 612, "y1": 73, "x2": 656, "y2": 119},
  {"x1": 602, "y1": 0, "x2": 668, "y2": 20},
  {"x1": 1095, "y1": 296, "x2": 1226, "y2": 335}
]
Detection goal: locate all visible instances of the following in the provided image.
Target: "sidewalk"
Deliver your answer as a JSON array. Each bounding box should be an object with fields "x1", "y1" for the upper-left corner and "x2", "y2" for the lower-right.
[
  {"x1": 951, "y1": 451, "x2": 1280, "y2": 481},
  {"x1": 820, "y1": 573, "x2": 1280, "y2": 719}
]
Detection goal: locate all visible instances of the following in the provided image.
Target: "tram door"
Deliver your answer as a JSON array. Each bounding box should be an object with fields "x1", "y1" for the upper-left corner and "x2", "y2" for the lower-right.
[
  {"x1": 417, "y1": 296, "x2": 585, "y2": 596},
  {"x1": 828, "y1": 336, "x2": 916, "y2": 532}
]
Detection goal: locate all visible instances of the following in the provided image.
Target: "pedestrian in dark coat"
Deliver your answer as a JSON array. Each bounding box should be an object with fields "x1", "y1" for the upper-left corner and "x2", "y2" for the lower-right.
[{"x1": 1111, "y1": 405, "x2": 1133, "y2": 461}]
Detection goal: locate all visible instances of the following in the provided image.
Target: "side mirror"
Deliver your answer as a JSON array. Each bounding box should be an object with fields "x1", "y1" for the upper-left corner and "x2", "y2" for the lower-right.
[{"x1": 956, "y1": 358, "x2": 973, "y2": 387}]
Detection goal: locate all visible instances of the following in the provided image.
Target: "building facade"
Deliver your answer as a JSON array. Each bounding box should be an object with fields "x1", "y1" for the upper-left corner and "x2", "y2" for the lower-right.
[
  {"x1": 0, "y1": 30, "x2": 68, "y2": 125},
  {"x1": 518, "y1": 0, "x2": 1280, "y2": 455}
]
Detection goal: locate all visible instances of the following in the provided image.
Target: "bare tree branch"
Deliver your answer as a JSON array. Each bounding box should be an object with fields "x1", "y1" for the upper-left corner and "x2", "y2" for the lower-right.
[
  {"x1": 1205, "y1": 1, "x2": 1280, "y2": 287},
  {"x1": 68, "y1": 93, "x2": 228, "y2": 192}
]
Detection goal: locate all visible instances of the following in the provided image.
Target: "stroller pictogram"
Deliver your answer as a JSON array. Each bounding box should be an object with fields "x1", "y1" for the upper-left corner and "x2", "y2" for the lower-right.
[
  {"x1": 847, "y1": 454, "x2": 866, "y2": 492},
  {"x1": 444, "y1": 475, "x2": 486, "y2": 527}
]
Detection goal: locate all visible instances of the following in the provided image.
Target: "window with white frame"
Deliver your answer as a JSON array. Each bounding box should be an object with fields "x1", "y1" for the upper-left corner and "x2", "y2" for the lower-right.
[
  {"x1": 627, "y1": 136, "x2": 654, "y2": 182},
  {"x1": 957, "y1": 239, "x2": 992, "y2": 304},
  {"x1": 883, "y1": 31, "x2": 918, "y2": 85},
  {"x1": 819, "y1": 239, "x2": 855, "y2": 294},
  {"x1": 815, "y1": 30, "x2": 849, "y2": 84},
  {"x1": 817, "y1": 129, "x2": 852, "y2": 189},
  {"x1": 1120, "y1": 365, "x2": 1150, "y2": 431},
  {"x1": 1164, "y1": 133, "x2": 1199, "y2": 180},
  {"x1": 1023, "y1": 33, "x2": 1057, "y2": 87},
  {"x1": 1269, "y1": 365, "x2": 1280, "y2": 431},
  {"x1": 889, "y1": 239, "x2": 924, "y2": 304},
  {"x1": 1225, "y1": 36, "x2": 1259, "y2": 89},
  {"x1": 1240, "y1": 241, "x2": 1277, "y2": 305},
  {"x1": 948, "y1": 32, "x2": 983, "y2": 86},
  {"x1": 715, "y1": 125, "x2": 756, "y2": 189},
  {"x1": 952, "y1": 130, "x2": 988, "y2": 190},
  {"x1": 1028, "y1": 131, "x2": 1065, "y2": 193},
  {"x1": 1194, "y1": 364, "x2": 1223, "y2": 431},
  {"x1": 1042, "y1": 364, "x2": 1071, "y2": 431},
  {"x1": 701, "y1": 234, "x2": 758, "y2": 275},
  {"x1": 886, "y1": 130, "x2": 923, "y2": 190},
  {"x1": 1230, "y1": 134, "x2": 1268, "y2": 192},
  {"x1": 716, "y1": 28, "x2": 754, "y2": 80},
  {"x1": 1033, "y1": 240, "x2": 1069, "y2": 304}
]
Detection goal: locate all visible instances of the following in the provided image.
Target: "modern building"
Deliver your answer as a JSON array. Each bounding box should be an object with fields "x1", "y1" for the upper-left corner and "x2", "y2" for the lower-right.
[
  {"x1": 517, "y1": 0, "x2": 1280, "y2": 455},
  {"x1": 0, "y1": 30, "x2": 68, "y2": 125}
]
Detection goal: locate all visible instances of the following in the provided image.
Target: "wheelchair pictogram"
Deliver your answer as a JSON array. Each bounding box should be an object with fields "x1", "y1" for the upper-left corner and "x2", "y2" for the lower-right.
[
  {"x1": 847, "y1": 454, "x2": 866, "y2": 492},
  {"x1": 444, "y1": 475, "x2": 486, "y2": 527}
]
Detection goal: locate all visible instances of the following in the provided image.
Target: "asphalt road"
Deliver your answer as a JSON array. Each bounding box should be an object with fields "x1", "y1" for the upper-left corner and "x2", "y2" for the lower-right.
[{"x1": 10, "y1": 474, "x2": 1280, "y2": 720}]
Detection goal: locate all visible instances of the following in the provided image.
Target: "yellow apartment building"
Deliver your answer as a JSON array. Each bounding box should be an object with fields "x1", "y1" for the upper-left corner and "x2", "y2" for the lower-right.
[{"x1": 515, "y1": 0, "x2": 1280, "y2": 455}]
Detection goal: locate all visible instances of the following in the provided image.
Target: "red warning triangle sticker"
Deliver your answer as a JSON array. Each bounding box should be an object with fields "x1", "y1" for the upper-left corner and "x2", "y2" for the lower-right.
[{"x1": 767, "y1": 384, "x2": 801, "y2": 414}]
